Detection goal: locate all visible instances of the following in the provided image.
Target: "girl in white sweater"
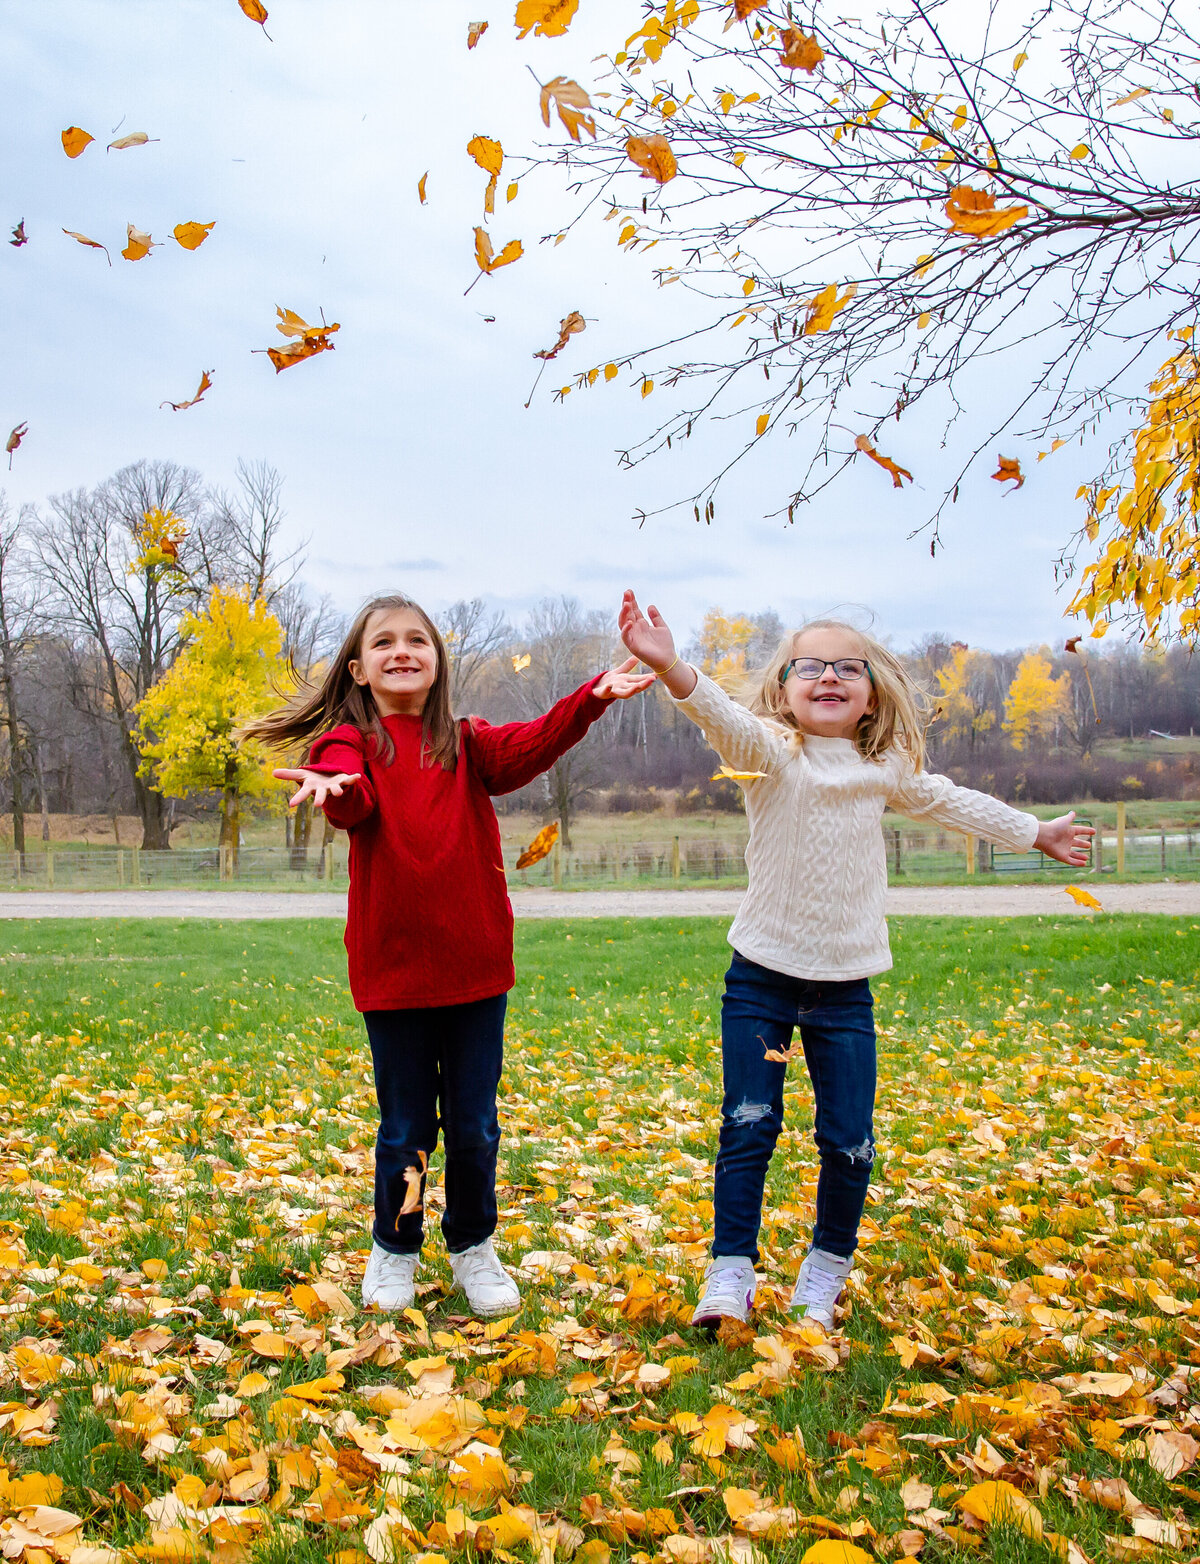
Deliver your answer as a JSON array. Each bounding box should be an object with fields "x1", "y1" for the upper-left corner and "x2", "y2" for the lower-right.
[{"x1": 619, "y1": 590, "x2": 1092, "y2": 1332}]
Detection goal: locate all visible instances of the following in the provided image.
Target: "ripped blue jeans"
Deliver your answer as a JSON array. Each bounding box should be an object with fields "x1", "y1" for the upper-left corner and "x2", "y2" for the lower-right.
[{"x1": 713, "y1": 952, "x2": 876, "y2": 1262}]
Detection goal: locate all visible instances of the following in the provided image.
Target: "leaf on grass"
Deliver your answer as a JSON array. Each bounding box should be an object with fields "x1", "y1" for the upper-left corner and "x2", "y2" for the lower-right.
[
  {"x1": 9, "y1": 220, "x2": 26, "y2": 247},
  {"x1": 945, "y1": 185, "x2": 1028, "y2": 237},
  {"x1": 512, "y1": 653, "x2": 532, "y2": 673},
  {"x1": 259, "y1": 306, "x2": 341, "y2": 372},
  {"x1": 468, "y1": 136, "x2": 504, "y2": 214},
  {"x1": 418, "y1": 172, "x2": 428, "y2": 204},
  {"x1": 712, "y1": 767, "x2": 767, "y2": 782},
  {"x1": 108, "y1": 132, "x2": 156, "y2": 151},
  {"x1": 804, "y1": 282, "x2": 856, "y2": 334},
  {"x1": 958, "y1": 1481, "x2": 1043, "y2": 1541},
  {"x1": 122, "y1": 223, "x2": 155, "y2": 262},
  {"x1": 63, "y1": 228, "x2": 111, "y2": 265},
  {"x1": 517, "y1": 821, "x2": 559, "y2": 870},
  {"x1": 468, "y1": 20, "x2": 489, "y2": 47},
  {"x1": 61, "y1": 127, "x2": 94, "y2": 158},
  {"x1": 855, "y1": 434, "x2": 912, "y2": 489},
  {"x1": 161, "y1": 371, "x2": 214, "y2": 412},
  {"x1": 541, "y1": 77, "x2": 596, "y2": 140},
  {"x1": 515, "y1": 0, "x2": 580, "y2": 38},
  {"x1": 626, "y1": 134, "x2": 677, "y2": 182},
  {"x1": 779, "y1": 29, "x2": 824, "y2": 71},
  {"x1": 1064, "y1": 885, "x2": 1102, "y2": 911},
  {"x1": 173, "y1": 221, "x2": 215, "y2": 250},
  {"x1": 474, "y1": 227, "x2": 524, "y2": 274},
  {"x1": 535, "y1": 311, "x2": 586, "y2": 360},
  {"x1": 398, "y1": 1151, "x2": 429, "y2": 1217},
  {"x1": 1145, "y1": 1430, "x2": 1199, "y2": 1480},
  {"x1": 6, "y1": 423, "x2": 27, "y2": 470},
  {"x1": 801, "y1": 1542, "x2": 874, "y2": 1564},
  {"x1": 991, "y1": 455, "x2": 1024, "y2": 489}
]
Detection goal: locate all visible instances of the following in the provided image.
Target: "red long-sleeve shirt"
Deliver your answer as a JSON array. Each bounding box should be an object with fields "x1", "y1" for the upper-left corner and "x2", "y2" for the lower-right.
[{"x1": 307, "y1": 677, "x2": 609, "y2": 1011}]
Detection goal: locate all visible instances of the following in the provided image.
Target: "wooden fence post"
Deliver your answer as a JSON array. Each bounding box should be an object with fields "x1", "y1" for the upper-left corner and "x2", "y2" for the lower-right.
[
  {"x1": 324, "y1": 842, "x2": 334, "y2": 881},
  {"x1": 552, "y1": 839, "x2": 562, "y2": 888},
  {"x1": 132, "y1": 846, "x2": 140, "y2": 886},
  {"x1": 46, "y1": 849, "x2": 54, "y2": 888},
  {"x1": 965, "y1": 833, "x2": 975, "y2": 876},
  {"x1": 671, "y1": 836, "x2": 681, "y2": 880}
]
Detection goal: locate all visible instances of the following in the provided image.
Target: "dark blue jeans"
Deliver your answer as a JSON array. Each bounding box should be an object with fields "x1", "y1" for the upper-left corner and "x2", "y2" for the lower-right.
[
  {"x1": 363, "y1": 994, "x2": 506, "y2": 1255},
  {"x1": 714, "y1": 952, "x2": 876, "y2": 1262}
]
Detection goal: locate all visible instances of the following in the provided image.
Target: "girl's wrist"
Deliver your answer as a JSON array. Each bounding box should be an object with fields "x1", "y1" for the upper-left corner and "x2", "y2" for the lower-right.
[{"x1": 657, "y1": 653, "x2": 680, "y2": 675}]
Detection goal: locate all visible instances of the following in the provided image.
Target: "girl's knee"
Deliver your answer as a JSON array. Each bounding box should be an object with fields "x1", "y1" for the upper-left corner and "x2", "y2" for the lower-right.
[{"x1": 722, "y1": 1097, "x2": 783, "y2": 1136}]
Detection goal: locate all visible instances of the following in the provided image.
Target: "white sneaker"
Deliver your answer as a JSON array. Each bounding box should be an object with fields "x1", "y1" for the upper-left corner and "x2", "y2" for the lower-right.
[
  {"x1": 362, "y1": 1242, "x2": 419, "y2": 1311},
  {"x1": 692, "y1": 1257, "x2": 758, "y2": 1329},
  {"x1": 449, "y1": 1237, "x2": 520, "y2": 1318},
  {"x1": 790, "y1": 1247, "x2": 854, "y2": 1331}
]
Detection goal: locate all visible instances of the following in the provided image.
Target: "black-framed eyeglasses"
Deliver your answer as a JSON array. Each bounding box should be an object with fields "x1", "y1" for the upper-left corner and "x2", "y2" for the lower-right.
[{"x1": 782, "y1": 657, "x2": 871, "y2": 683}]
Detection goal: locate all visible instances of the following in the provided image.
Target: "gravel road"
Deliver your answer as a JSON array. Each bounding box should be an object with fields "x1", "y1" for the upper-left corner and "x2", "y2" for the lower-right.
[{"x1": 0, "y1": 883, "x2": 1196, "y2": 920}]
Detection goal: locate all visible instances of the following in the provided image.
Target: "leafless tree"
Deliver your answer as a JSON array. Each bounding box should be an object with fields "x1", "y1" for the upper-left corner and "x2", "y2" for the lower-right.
[
  {"x1": 439, "y1": 598, "x2": 511, "y2": 707},
  {"x1": 201, "y1": 459, "x2": 305, "y2": 603}
]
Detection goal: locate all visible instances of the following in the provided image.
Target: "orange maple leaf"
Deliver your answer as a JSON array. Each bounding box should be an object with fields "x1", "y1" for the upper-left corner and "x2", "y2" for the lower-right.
[
  {"x1": 515, "y1": 0, "x2": 579, "y2": 38},
  {"x1": 804, "y1": 282, "x2": 857, "y2": 334},
  {"x1": 121, "y1": 224, "x2": 155, "y2": 262},
  {"x1": 238, "y1": 0, "x2": 272, "y2": 35},
  {"x1": 535, "y1": 311, "x2": 586, "y2": 360},
  {"x1": 945, "y1": 185, "x2": 1028, "y2": 237},
  {"x1": 517, "y1": 821, "x2": 559, "y2": 869},
  {"x1": 474, "y1": 227, "x2": 524, "y2": 275},
  {"x1": 626, "y1": 134, "x2": 677, "y2": 183},
  {"x1": 173, "y1": 221, "x2": 215, "y2": 250},
  {"x1": 855, "y1": 433, "x2": 913, "y2": 488},
  {"x1": 161, "y1": 371, "x2": 214, "y2": 412},
  {"x1": 779, "y1": 28, "x2": 824, "y2": 71},
  {"x1": 61, "y1": 127, "x2": 94, "y2": 159},
  {"x1": 398, "y1": 1151, "x2": 429, "y2": 1217},
  {"x1": 258, "y1": 307, "x2": 341, "y2": 372},
  {"x1": 991, "y1": 455, "x2": 1024, "y2": 489},
  {"x1": 540, "y1": 77, "x2": 597, "y2": 141},
  {"x1": 732, "y1": 0, "x2": 769, "y2": 16},
  {"x1": 468, "y1": 20, "x2": 489, "y2": 47}
]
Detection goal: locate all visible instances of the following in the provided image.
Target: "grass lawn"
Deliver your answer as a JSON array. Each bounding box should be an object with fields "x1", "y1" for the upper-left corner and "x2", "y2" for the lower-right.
[{"x1": 0, "y1": 915, "x2": 1197, "y2": 1562}]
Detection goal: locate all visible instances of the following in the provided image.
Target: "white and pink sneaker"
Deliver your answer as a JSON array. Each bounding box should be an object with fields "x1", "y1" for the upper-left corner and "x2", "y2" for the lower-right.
[{"x1": 692, "y1": 1256, "x2": 758, "y2": 1328}]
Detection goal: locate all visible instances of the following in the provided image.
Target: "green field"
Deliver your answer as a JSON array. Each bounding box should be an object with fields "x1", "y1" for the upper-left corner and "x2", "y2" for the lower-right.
[{"x1": 0, "y1": 916, "x2": 1196, "y2": 1562}]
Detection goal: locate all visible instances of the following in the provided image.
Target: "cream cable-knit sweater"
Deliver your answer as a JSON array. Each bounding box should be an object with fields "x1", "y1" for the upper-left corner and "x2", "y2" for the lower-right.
[{"x1": 674, "y1": 670, "x2": 1040, "y2": 981}]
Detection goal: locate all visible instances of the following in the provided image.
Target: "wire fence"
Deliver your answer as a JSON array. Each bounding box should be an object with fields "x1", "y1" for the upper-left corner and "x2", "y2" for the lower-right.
[{"x1": 2, "y1": 812, "x2": 1199, "y2": 890}]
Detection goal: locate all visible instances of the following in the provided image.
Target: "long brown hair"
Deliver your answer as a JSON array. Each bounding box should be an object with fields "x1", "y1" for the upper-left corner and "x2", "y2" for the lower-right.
[
  {"x1": 242, "y1": 593, "x2": 460, "y2": 770},
  {"x1": 740, "y1": 618, "x2": 934, "y2": 770}
]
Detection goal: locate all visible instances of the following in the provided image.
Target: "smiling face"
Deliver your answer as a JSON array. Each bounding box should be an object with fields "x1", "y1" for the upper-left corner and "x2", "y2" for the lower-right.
[
  {"x1": 781, "y1": 626, "x2": 876, "y2": 739},
  {"x1": 348, "y1": 607, "x2": 439, "y2": 717}
]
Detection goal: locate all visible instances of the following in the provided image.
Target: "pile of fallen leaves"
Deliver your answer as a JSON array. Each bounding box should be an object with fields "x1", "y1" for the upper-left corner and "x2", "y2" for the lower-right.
[{"x1": 0, "y1": 930, "x2": 1197, "y2": 1564}]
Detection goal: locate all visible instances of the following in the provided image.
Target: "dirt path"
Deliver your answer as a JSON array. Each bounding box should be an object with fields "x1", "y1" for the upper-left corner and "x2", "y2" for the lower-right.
[{"x1": 0, "y1": 883, "x2": 1196, "y2": 920}]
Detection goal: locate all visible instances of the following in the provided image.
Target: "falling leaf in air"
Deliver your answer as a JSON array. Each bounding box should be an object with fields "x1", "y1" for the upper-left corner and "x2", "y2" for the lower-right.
[
  {"x1": 468, "y1": 20, "x2": 489, "y2": 47},
  {"x1": 712, "y1": 766, "x2": 767, "y2": 782},
  {"x1": 61, "y1": 127, "x2": 94, "y2": 158},
  {"x1": 1070, "y1": 143, "x2": 1090, "y2": 160},
  {"x1": 161, "y1": 371, "x2": 214, "y2": 412},
  {"x1": 173, "y1": 221, "x2": 215, "y2": 250},
  {"x1": 9, "y1": 220, "x2": 26, "y2": 247},
  {"x1": 256, "y1": 306, "x2": 341, "y2": 372},
  {"x1": 121, "y1": 224, "x2": 155, "y2": 262},
  {"x1": 108, "y1": 132, "x2": 157, "y2": 152},
  {"x1": 398, "y1": 1151, "x2": 428, "y2": 1217},
  {"x1": 515, "y1": 0, "x2": 579, "y2": 39},
  {"x1": 468, "y1": 135, "x2": 504, "y2": 215},
  {"x1": 238, "y1": 0, "x2": 272, "y2": 36},
  {"x1": 1065, "y1": 635, "x2": 1100, "y2": 723},
  {"x1": 762, "y1": 1039, "x2": 803, "y2": 1062},
  {"x1": 6, "y1": 424, "x2": 27, "y2": 470},
  {"x1": 945, "y1": 185, "x2": 1028, "y2": 237},
  {"x1": 755, "y1": 413, "x2": 769, "y2": 437},
  {"x1": 517, "y1": 821, "x2": 559, "y2": 869},
  {"x1": 855, "y1": 433, "x2": 913, "y2": 488},
  {"x1": 732, "y1": 0, "x2": 770, "y2": 16},
  {"x1": 62, "y1": 228, "x2": 111, "y2": 265},
  {"x1": 804, "y1": 282, "x2": 857, "y2": 334},
  {"x1": 991, "y1": 455, "x2": 1024, "y2": 489},
  {"x1": 625, "y1": 134, "x2": 677, "y2": 182},
  {"x1": 540, "y1": 77, "x2": 596, "y2": 140},
  {"x1": 535, "y1": 311, "x2": 586, "y2": 360},
  {"x1": 418, "y1": 171, "x2": 428, "y2": 204},
  {"x1": 1112, "y1": 87, "x2": 1150, "y2": 106},
  {"x1": 512, "y1": 653, "x2": 532, "y2": 673},
  {"x1": 779, "y1": 29, "x2": 824, "y2": 71},
  {"x1": 1065, "y1": 885, "x2": 1102, "y2": 910},
  {"x1": 473, "y1": 227, "x2": 524, "y2": 275}
]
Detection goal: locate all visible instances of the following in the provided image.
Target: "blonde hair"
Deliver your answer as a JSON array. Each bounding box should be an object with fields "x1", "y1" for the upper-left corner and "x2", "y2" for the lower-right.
[{"x1": 740, "y1": 618, "x2": 933, "y2": 769}]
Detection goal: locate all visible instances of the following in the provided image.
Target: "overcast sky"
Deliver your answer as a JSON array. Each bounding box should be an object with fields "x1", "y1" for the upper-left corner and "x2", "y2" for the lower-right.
[{"x1": 0, "y1": 0, "x2": 1119, "y2": 652}]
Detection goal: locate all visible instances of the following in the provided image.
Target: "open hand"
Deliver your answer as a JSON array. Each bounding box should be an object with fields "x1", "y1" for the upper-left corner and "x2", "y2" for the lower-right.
[
  {"x1": 594, "y1": 656, "x2": 658, "y2": 702},
  {"x1": 273, "y1": 767, "x2": 361, "y2": 809},
  {"x1": 1035, "y1": 811, "x2": 1095, "y2": 867},
  {"x1": 619, "y1": 589, "x2": 677, "y2": 672}
]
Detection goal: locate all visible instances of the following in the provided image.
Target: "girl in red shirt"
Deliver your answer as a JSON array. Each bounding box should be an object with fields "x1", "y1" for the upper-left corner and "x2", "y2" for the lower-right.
[{"x1": 246, "y1": 593, "x2": 653, "y2": 1316}]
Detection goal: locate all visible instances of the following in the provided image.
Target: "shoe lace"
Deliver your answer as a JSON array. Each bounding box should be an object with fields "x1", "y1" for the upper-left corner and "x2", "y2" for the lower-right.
[
  {"x1": 793, "y1": 1254, "x2": 847, "y2": 1307},
  {"x1": 702, "y1": 1266, "x2": 753, "y2": 1311},
  {"x1": 376, "y1": 1250, "x2": 415, "y2": 1281},
  {"x1": 456, "y1": 1243, "x2": 506, "y2": 1285}
]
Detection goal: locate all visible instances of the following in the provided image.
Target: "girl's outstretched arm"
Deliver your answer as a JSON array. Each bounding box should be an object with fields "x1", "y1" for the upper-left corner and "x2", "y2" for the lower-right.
[
  {"x1": 274, "y1": 768, "x2": 361, "y2": 810},
  {"x1": 888, "y1": 768, "x2": 1041, "y2": 855},
  {"x1": 470, "y1": 663, "x2": 651, "y2": 796},
  {"x1": 289, "y1": 729, "x2": 377, "y2": 828},
  {"x1": 619, "y1": 589, "x2": 698, "y2": 698}
]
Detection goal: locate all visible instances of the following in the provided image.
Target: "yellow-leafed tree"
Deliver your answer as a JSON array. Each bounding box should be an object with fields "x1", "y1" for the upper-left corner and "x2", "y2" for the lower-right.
[
  {"x1": 935, "y1": 644, "x2": 996, "y2": 752},
  {"x1": 134, "y1": 588, "x2": 288, "y2": 865},
  {"x1": 1002, "y1": 650, "x2": 1070, "y2": 752}
]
